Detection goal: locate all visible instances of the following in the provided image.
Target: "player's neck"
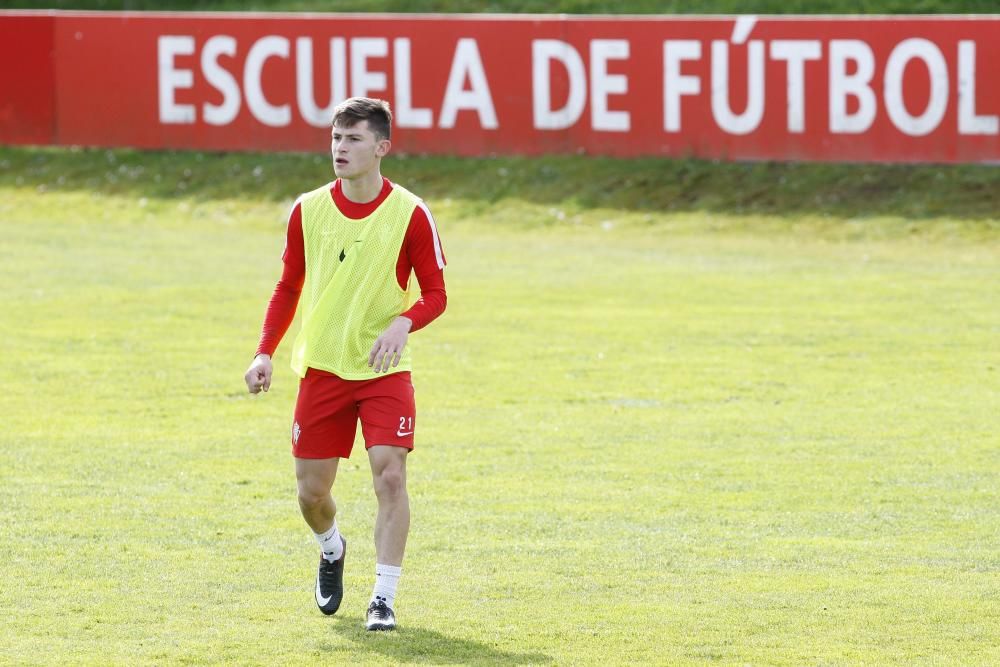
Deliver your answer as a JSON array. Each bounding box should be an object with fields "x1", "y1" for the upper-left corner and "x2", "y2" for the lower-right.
[{"x1": 340, "y1": 170, "x2": 384, "y2": 204}]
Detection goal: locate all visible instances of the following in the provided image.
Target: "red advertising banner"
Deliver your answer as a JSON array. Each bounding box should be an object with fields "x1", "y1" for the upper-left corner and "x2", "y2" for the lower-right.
[
  {"x1": 1, "y1": 11, "x2": 998, "y2": 163},
  {"x1": 0, "y1": 13, "x2": 56, "y2": 146}
]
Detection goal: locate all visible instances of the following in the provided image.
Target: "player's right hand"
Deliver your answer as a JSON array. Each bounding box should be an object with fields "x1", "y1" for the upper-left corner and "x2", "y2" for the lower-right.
[{"x1": 245, "y1": 354, "x2": 273, "y2": 394}]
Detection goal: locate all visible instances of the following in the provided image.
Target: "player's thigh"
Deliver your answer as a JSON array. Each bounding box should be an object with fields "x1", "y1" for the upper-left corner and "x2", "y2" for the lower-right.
[
  {"x1": 293, "y1": 369, "x2": 361, "y2": 459},
  {"x1": 357, "y1": 371, "x2": 416, "y2": 451},
  {"x1": 295, "y1": 456, "x2": 340, "y2": 501},
  {"x1": 367, "y1": 444, "x2": 408, "y2": 500}
]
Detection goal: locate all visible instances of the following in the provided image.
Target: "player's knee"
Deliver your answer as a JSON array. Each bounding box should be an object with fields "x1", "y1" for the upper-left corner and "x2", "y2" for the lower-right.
[
  {"x1": 296, "y1": 484, "x2": 328, "y2": 512},
  {"x1": 373, "y1": 466, "x2": 406, "y2": 501}
]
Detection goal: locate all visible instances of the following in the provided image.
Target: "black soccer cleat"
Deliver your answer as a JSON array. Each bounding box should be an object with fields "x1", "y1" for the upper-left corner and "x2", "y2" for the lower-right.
[
  {"x1": 365, "y1": 598, "x2": 396, "y2": 631},
  {"x1": 315, "y1": 536, "x2": 346, "y2": 615}
]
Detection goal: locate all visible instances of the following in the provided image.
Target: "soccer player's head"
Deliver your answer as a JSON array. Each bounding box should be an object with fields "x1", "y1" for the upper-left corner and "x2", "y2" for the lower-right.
[
  {"x1": 330, "y1": 97, "x2": 393, "y2": 179},
  {"x1": 332, "y1": 97, "x2": 392, "y2": 142}
]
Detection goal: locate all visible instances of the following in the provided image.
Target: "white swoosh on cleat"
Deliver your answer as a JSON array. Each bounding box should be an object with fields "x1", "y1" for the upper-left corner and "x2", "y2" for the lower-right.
[{"x1": 316, "y1": 577, "x2": 332, "y2": 607}]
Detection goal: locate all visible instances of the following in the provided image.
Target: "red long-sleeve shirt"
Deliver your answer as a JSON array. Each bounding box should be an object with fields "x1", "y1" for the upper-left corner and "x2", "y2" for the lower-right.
[{"x1": 255, "y1": 177, "x2": 447, "y2": 358}]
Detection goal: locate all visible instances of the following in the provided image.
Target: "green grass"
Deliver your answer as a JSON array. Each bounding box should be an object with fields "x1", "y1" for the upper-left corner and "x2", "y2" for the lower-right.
[
  {"x1": 1, "y1": 146, "x2": 998, "y2": 665},
  {"x1": 1, "y1": 0, "x2": 994, "y2": 14}
]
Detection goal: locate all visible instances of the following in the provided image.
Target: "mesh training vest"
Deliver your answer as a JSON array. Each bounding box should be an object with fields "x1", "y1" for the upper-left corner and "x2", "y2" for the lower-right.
[{"x1": 290, "y1": 181, "x2": 420, "y2": 380}]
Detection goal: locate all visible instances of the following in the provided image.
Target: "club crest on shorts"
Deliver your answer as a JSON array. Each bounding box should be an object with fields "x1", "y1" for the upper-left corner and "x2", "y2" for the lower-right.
[{"x1": 292, "y1": 421, "x2": 301, "y2": 444}]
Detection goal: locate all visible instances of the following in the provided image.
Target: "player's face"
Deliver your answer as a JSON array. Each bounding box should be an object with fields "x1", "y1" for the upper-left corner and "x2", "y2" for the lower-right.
[{"x1": 331, "y1": 121, "x2": 389, "y2": 180}]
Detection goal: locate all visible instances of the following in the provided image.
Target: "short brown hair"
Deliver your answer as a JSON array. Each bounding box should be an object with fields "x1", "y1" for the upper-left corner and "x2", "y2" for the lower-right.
[{"x1": 331, "y1": 97, "x2": 392, "y2": 141}]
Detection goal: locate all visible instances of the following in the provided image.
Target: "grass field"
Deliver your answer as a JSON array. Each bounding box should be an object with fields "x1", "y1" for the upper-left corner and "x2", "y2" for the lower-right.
[{"x1": 1, "y1": 147, "x2": 998, "y2": 665}]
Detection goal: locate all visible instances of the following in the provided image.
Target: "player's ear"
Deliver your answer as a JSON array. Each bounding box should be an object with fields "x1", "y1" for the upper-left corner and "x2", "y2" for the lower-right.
[{"x1": 376, "y1": 139, "x2": 391, "y2": 157}]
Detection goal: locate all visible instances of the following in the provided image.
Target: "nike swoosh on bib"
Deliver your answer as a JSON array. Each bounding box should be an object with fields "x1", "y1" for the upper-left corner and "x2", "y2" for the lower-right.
[{"x1": 396, "y1": 430, "x2": 413, "y2": 437}]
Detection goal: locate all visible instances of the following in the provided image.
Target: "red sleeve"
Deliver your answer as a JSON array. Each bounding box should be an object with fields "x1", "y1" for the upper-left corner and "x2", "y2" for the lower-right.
[
  {"x1": 398, "y1": 201, "x2": 447, "y2": 333},
  {"x1": 255, "y1": 202, "x2": 305, "y2": 357}
]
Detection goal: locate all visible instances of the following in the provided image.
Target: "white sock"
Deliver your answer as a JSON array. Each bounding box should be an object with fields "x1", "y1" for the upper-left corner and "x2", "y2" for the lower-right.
[
  {"x1": 314, "y1": 521, "x2": 343, "y2": 562},
  {"x1": 370, "y1": 563, "x2": 402, "y2": 609}
]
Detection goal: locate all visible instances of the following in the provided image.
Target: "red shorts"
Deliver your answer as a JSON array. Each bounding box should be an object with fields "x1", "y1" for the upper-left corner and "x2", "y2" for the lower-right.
[{"x1": 292, "y1": 369, "x2": 415, "y2": 459}]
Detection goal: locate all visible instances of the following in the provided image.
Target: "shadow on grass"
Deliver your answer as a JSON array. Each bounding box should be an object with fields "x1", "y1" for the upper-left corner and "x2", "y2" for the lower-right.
[
  {"x1": 325, "y1": 615, "x2": 552, "y2": 665},
  {"x1": 1, "y1": 145, "x2": 998, "y2": 223}
]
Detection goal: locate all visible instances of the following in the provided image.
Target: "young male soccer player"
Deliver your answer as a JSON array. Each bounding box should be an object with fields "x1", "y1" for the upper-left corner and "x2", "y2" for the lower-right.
[{"x1": 243, "y1": 97, "x2": 447, "y2": 631}]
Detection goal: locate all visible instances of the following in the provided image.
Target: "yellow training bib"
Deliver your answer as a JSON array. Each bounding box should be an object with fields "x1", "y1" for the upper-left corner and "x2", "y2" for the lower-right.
[{"x1": 290, "y1": 182, "x2": 419, "y2": 380}]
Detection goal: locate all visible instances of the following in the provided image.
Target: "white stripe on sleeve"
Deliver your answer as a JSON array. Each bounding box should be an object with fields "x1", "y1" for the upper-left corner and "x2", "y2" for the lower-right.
[{"x1": 417, "y1": 201, "x2": 446, "y2": 270}]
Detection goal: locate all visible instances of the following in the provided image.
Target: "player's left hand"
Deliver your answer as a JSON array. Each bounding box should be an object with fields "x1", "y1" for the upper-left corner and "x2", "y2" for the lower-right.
[{"x1": 368, "y1": 316, "x2": 412, "y2": 373}]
